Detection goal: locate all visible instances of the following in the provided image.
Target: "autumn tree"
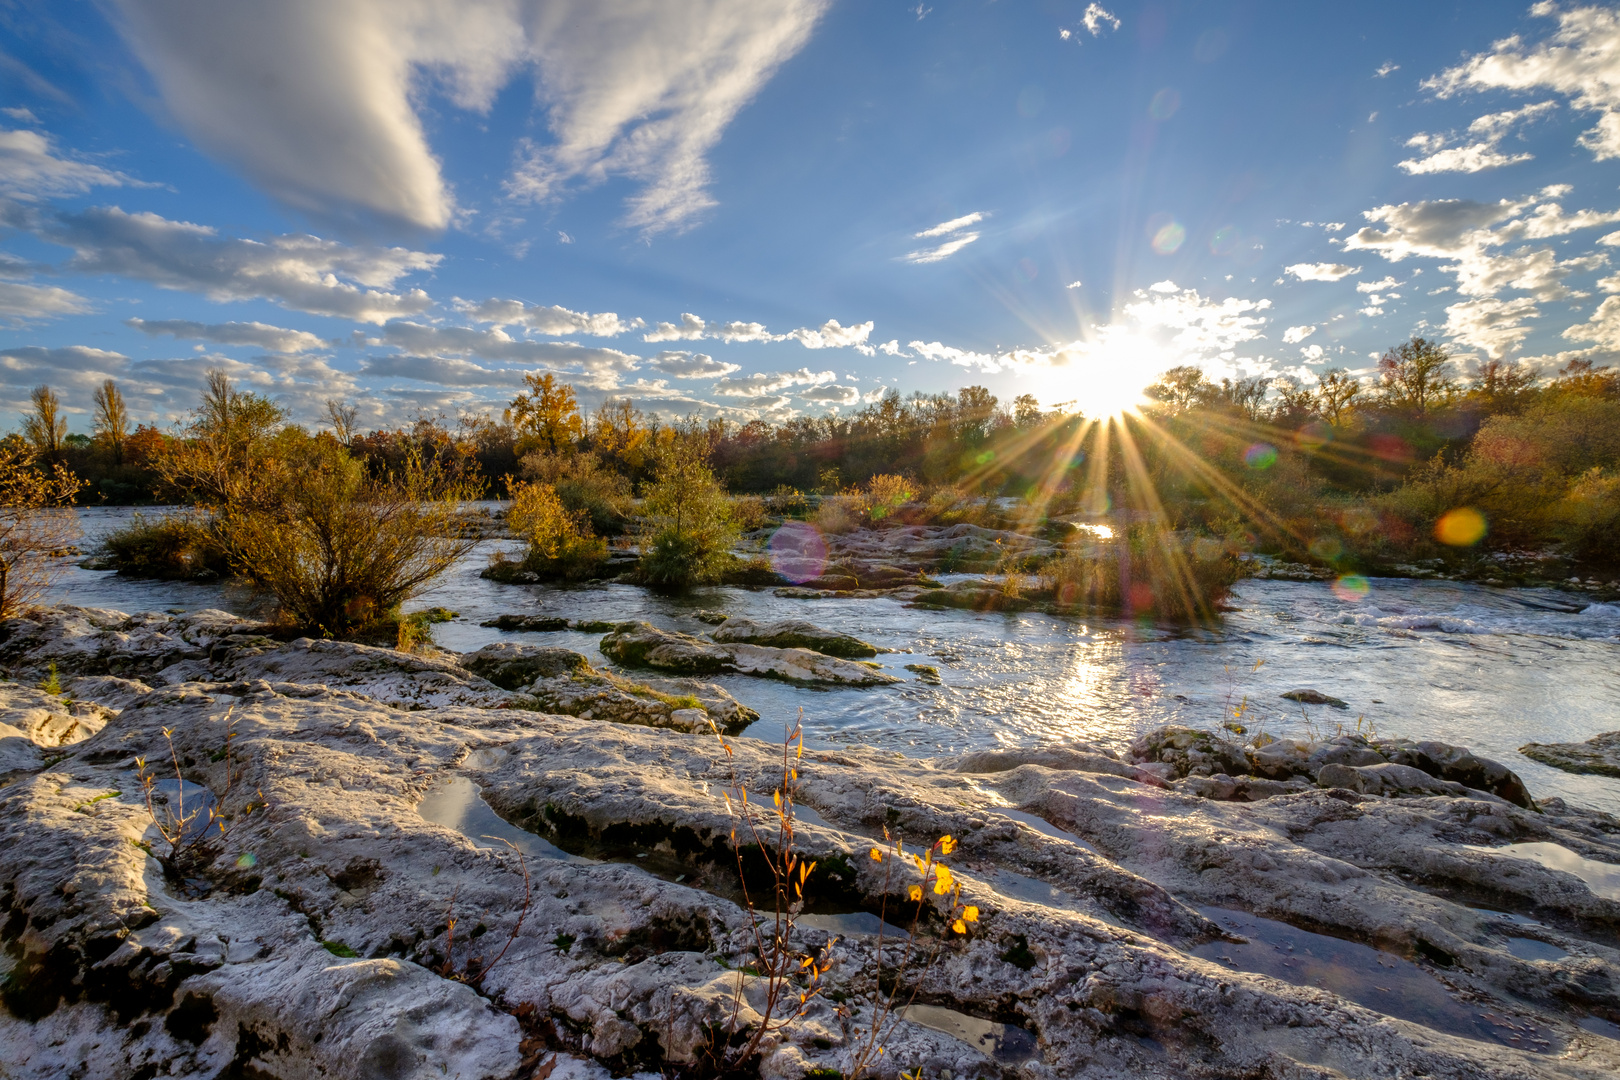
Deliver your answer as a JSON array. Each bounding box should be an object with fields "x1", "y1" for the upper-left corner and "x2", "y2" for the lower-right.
[
  {"x1": 155, "y1": 370, "x2": 288, "y2": 507},
  {"x1": 1377, "y1": 336, "x2": 1456, "y2": 417},
  {"x1": 92, "y1": 379, "x2": 130, "y2": 465},
  {"x1": 21, "y1": 385, "x2": 67, "y2": 458},
  {"x1": 638, "y1": 429, "x2": 736, "y2": 586},
  {"x1": 0, "y1": 445, "x2": 83, "y2": 616},
  {"x1": 326, "y1": 398, "x2": 360, "y2": 446},
  {"x1": 1145, "y1": 366, "x2": 1215, "y2": 414},
  {"x1": 507, "y1": 372, "x2": 583, "y2": 456},
  {"x1": 1315, "y1": 369, "x2": 1363, "y2": 428}
]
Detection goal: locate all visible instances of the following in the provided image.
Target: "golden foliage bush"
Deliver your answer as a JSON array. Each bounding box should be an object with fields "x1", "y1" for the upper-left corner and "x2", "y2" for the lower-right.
[
  {"x1": 506, "y1": 479, "x2": 608, "y2": 580},
  {"x1": 0, "y1": 445, "x2": 83, "y2": 617}
]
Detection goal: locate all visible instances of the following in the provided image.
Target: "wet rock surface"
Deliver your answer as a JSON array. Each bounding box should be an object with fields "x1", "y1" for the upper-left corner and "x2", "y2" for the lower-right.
[
  {"x1": 1523, "y1": 731, "x2": 1620, "y2": 780},
  {"x1": 599, "y1": 621, "x2": 902, "y2": 686},
  {"x1": 0, "y1": 608, "x2": 1617, "y2": 1079}
]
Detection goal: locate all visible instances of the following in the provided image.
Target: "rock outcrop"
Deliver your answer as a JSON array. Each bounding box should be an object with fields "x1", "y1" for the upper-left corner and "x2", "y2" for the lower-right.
[
  {"x1": 708, "y1": 617, "x2": 880, "y2": 658},
  {"x1": 0, "y1": 608, "x2": 1616, "y2": 1080},
  {"x1": 599, "y1": 622, "x2": 902, "y2": 686},
  {"x1": 1522, "y1": 730, "x2": 1620, "y2": 779}
]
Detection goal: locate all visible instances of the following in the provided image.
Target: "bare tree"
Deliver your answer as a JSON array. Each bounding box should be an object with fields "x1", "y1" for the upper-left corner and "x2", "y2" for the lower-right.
[
  {"x1": 0, "y1": 446, "x2": 84, "y2": 617},
  {"x1": 1378, "y1": 336, "x2": 1456, "y2": 416},
  {"x1": 92, "y1": 379, "x2": 130, "y2": 465},
  {"x1": 21, "y1": 385, "x2": 67, "y2": 458},
  {"x1": 325, "y1": 398, "x2": 360, "y2": 446}
]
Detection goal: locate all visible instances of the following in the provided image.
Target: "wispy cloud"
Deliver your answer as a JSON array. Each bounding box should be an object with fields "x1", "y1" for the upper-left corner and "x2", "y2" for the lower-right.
[
  {"x1": 0, "y1": 127, "x2": 133, "y2": 200},
  {"x1": 1285, "y1": 262, "x2": 1361, "y2": 282},
  {"x1": 127, "y1": 318, "x2": 327, "y2": 353},
  {"x1": 1426, "y1": 3, "x2": 1620, "y2": 161},
  {"x1": 1399, "y1": 101, "x2": 1556, "y2": 174}
]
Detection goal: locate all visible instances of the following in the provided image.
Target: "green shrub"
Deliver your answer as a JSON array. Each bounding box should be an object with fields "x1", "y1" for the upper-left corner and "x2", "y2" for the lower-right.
[
  {"x1": 519, "y1": 449, "x2": 632, "y2": 535},
  {"x1": 637, "y1": 435, "x2": 737, "y2": 587},
  {"x1": 99, "y1": 511, "x2": 230, "y2": 580}
]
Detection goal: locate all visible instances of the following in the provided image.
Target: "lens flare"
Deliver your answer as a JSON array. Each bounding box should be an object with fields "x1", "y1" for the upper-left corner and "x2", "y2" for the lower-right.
[
  {"x1": 1149, "y1": 88, "x2": 1181, "y2": 120},
  {"x1": 1152, "y1": 221, "x2": 1186, "y2": 254},
  {"x1": 1435, "y1": 507, "x2": 1487, "y2": 546},
  {"x1": 767, "y1": 521, "x2": 827, "y2": 582},
  {"x1": 1209, "y1": 225, "x2": 1240, "y2": 255},
  {"x1": 1243, "y1": 443, "x2": 1277, "y2": 469},
  {"x1": 1332, "y1": 574, "x2": 1370, "y2": 601}
]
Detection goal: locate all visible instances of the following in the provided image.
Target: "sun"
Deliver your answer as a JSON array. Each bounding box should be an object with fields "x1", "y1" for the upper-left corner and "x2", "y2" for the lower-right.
[{"x1": 1041, "y1": 332, "x2": 1165, "y2": 418}]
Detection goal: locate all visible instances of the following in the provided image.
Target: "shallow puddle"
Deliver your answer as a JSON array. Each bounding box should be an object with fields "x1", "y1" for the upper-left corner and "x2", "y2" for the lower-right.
[
  {"x1": 417, "y1": 777, "x2": 587, "y2": 863},
  {"x1": 1504, "y1": 936, "x2": 1568, "y2": 962},
  {"x1": 797, "y1": 911, "x2": 912, "y2": 940},
  {"x1": 1464, "y1": 842, "x2": 1620, "y2": 900},
  {"x1": 1192, "y1": 907, "x2": 1559, "y2": 1050},
  {"x1": 994, "y1": 808, "x2": 1098, "y2": 853},
  {"x1": 901, "y1": 1003, "x2": 1039, "y2": 1063}
]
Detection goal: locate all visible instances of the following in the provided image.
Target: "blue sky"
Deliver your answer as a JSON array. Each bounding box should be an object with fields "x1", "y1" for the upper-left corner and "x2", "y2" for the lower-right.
[{"x1": 3, "y1": 0, "x2": 1619, "y2": 430}]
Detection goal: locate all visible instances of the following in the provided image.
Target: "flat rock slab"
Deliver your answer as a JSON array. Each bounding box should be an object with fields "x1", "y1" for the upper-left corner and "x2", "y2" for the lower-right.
[
  {"x1": 1521, "y1": 731, "x2": 1620, "y2": 779},
  {"x1": 1, "y1": 607, "x2": 1617, "y2": 1080},
  {"x1": 709, "y1": 616, "x2": 879, "y2": 658},
  {"x1": 599, "y1": 622, "x2": 901, "y2": 686}
]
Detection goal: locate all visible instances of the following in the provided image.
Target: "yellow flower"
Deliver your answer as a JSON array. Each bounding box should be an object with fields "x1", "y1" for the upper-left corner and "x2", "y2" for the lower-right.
[
  {"x1": 952, "y1": 919, "x2": 967, "y2": 934},
  {"x1": 870, "y1": 847, "x2": 883, "y2": 862},
  {"x1": 908, "y1": 885, "x2": 922, "y2": 902},
  {"x1": 939, "y1": 835, "x2": 957, "y2": 855},
  {"x1": 933, "y1": 864, "x2": 953, "y2": 894},
  {"x1": 962, "y1": 905, "x2": 979, "y2": 923}
]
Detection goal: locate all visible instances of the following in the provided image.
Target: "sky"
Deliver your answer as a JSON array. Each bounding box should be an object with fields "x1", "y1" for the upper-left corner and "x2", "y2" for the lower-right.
[{"x1": 2, "y1": 0, "x2": 1619, "y2": 432}]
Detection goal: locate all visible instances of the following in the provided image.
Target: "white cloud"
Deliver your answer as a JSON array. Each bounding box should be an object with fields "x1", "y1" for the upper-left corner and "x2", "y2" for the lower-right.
[
  {"x1": 0, "y1": 280, "x2": 91, "y2": 322},
  {"x1": 784, "y1": 319, "x2": 873, "y2": 349},
  {"x1": 711, "y1": 368, "x2": 834, "y2": 396},
  {"x1": 0, "y1": 128, "x2": 132, "y2": 199},
  {"x1": 904, "y1": 234, "x2": 979, "y2": 264},
  {"x1": 111, "y1": 1, "x2": 825, "y2": 235},
  {"x1": 1, "y1": 108, "x2": 39, "y2": 123},
  {"x1": 1285, "y1": 262, "x2": 1361, "y2": 281},
  {"x1": 714, "y1": 321, "x2": 776, "y2": 343},
  {"x1": 644, "y1": 313, "x2": 709, "y2": 342},
  {"x1": 1564, "y1": 293, "x2": 1620, "y2": 349},
  {"x1": 1081, "y1": 4, "x2": 1120, "y2": 36},
  {"x1": 1375, "y1": 61, "x2": 1400, "y2": 78},
  {"x1": 377, "y1": 321, "x2": 640, "y2": 377},
  {"x1": 877, "y1": 339, "x2": 911, "y2": 357},
  {"x1": 1300, "y1": 343, "x2": 1325, "y2": 361},
  {"x1": 915, "y1": 212, "x2": 985, "y2": 239},
  {"x1": 509, "y1": 0, "x2": 829, "y2": 233},
  {"x1": 26, "y1": 205, "x2": 439, "y2": 323},
  {"x1": 647, "y1": 350, "x2": 739, "y2": 378},
  {"x1": 1066, "y1": 280, "x2": 1083, "y2": 289},
  {"x1": 1356, "y1": 276, "x2": 1401, "y2": 293},
  {"x1": 1282, "y1": 324, "x2": 1316, "y2": 343},
  {"x1": 1398, "y1": 100, "x2": 1556, "y2": 174},
  {"x1": 456, "y1": 298, "x2": 639, "y2": 336},
  {"x1": 1444, "y1": 296, "x2": 1540, "y2": 358},
  {"x1": 798, "y1": 383, "x2": 860, "y2": 405},
  {"x1": 1427, "y1": 3, "x2": 1620, "y2": 161},
  {"x1": 127, "y1": 318, "x2": 326, "y2": 353}
]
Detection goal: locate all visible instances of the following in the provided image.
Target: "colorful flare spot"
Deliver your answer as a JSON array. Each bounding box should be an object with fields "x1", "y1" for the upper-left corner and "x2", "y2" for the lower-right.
[
  {"x1": 1332, "y1": 574, "x2": 1370, "y2": 602},
  {"x1": 1152, "y1": 221, "x2": 1186, "y2": 254},
  {"x1": 1149, "y1": 87, "x2": 1181, "y2": 120},
  {"x1": 236, "y1": 852, "x2": 258, "y2": 869},
  {"x1": 976, "y1": 450, "x2": 995, "y2": 464},
  {"x1": 1295, "y1": 420, "x2": 1332, "y2": 451},
  {"x1": 1243, "y1": 442, "x2": 1277, "y2": 469},
  {"x1": 767, "y1": 520, "x2": 828, "y2": 583},
  {"x1": 1209, "y1": 225, "x2": 1240, "y2": 256},
  {"x1": 1435, "y1": 507, "x2": 1487, "y2": 547}
]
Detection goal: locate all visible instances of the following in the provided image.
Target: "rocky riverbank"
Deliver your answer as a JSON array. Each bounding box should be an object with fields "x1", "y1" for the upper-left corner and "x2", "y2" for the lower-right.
[{"x1": 2, "y1": 606, "x2": 1618, "y2": 1079}]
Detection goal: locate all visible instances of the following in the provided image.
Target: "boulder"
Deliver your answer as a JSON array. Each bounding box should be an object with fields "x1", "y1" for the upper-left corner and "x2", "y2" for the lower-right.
[
  {"x1": 480, "y1": 614, "x2": 571, "y2": 632},
  {"x1": 1281, "y1": 688, "x2": 1349, "y2": 709},
  {"x1": 1377, "y1": 738, "x2": 1536, "y2": 809},
  {"x1": 1317, "y1": 762, "x2": 1474, "y2": 799},
  {"x1": 1520, "y1": 731, "x2": 1620, "y2": 779},
  {"x1": 599, "y1": 622, "x2": 901, "y2": 687},
  {"x1": 461, "y1": 642, "x2": 590, "y2": 689},
  {"x1": 1125, "y1": 725, "x2": 1250, "y2": 779},
  {"x1": 1306, "y1": 734, "x2": 1388, "y2": 772},
  {"x1": 709, "y1": 617, "x2": 879, "y2": 658}
]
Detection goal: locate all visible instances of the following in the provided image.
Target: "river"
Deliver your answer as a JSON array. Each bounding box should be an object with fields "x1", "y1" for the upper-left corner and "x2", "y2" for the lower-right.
[{"x1": 45, "y1": 506, "x2": 1620, "y2": 814}]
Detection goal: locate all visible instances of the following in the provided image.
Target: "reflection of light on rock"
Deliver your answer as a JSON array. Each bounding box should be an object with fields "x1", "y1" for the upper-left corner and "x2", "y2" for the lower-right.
[
  {"x1": 767, "y1": 521, "x2": 828, "y2": 583},
  {"x1": 1435, "y1": 507, "x2": 1486, "y2": 546}
]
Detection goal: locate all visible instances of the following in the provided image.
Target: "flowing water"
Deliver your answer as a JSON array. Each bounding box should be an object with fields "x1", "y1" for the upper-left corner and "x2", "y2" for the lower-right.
[{"x1": 47, "y1": 506, "x2": 1620, "y2": 814}]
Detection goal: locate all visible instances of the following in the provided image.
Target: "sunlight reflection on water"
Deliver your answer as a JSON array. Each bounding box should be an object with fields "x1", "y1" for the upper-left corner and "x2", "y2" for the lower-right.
[{"x1": 49, "y1": 507, "x2": 1620, "y2": 813}]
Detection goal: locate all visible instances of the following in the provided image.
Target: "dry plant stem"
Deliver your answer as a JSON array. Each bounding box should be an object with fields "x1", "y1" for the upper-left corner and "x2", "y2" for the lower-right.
[
  {"x1": 135, "y1": 707, "x2": 262, "y2": 883},
  {"x1": 711, "y1": 713, "x2": 832, "y2": 1073},
  {"x1": 439, "y1": 838, "x2": 531, "y2": 989}
]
